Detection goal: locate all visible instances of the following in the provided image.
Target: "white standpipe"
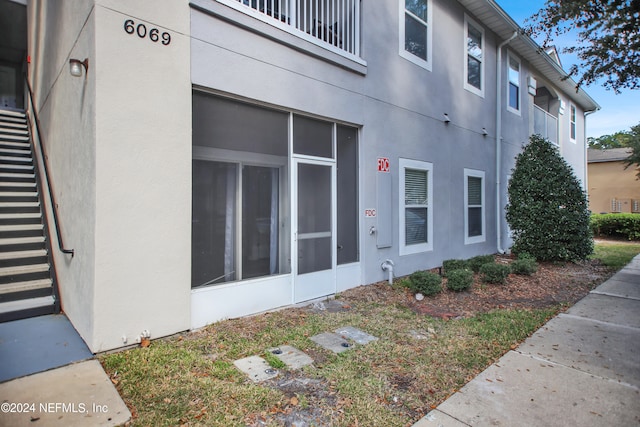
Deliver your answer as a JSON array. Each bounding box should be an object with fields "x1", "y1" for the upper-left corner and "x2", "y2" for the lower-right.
[{"x1": 381, "y1": 259, "x2": 395, "y2": 285}]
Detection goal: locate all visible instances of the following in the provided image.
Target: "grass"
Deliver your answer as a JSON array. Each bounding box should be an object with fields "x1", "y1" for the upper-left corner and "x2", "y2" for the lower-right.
[
  {"x1": 591, "y1": 241, "x2": 640, "y2": 269},
  {"x1": 100, "y1": 242, "x2": 637, "y2": 426}
]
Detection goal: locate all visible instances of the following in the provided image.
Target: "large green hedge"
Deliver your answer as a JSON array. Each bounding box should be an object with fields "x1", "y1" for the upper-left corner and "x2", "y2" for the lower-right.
[
  {"x1": 590, "y1": 213, "x2": 640, "y2": 240},
  {"x1": 506, "y1": 135, "x2": 593, "y2": 261}
]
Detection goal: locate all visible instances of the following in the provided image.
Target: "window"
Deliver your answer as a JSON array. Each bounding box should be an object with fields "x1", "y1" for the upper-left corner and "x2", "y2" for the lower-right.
[
  {"x1": 464, "y1": 16, "x2": 484, "y2": 96},
  {"x1": 400, "y1": 0, "x2": 432, "y2": 70},
  {"x1": 570, "y1": 104, "x2": 577, "y2": 141},
  {"x1": 192, "y1": 93, "x2": 290, "y2": 288},
  {"x1": 337, "y1": 125, "x2": 359, "y2": 265},
  {"x1": 400, "y1": 159, "x2": 433, "y2": 255},
  {"x1": 465, "y1": 169, "x2": 485, "y2": 244},
  {"x1": 507, "y1": 54, "x2": 520, "y2": 114}
]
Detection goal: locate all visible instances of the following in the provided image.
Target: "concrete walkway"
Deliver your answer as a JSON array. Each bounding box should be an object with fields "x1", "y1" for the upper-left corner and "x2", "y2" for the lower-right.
[{"x1": 414, "y1": 255, "x2": 640, "y2": 427}]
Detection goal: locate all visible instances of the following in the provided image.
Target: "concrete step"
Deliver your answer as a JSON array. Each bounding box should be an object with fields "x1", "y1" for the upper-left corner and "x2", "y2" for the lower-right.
[
  {"x1": 0, "y1": 134, "x2": 29, "y2": 142},
  {"x1": 0, "y1": 172, "x2": 36, "y2": 180},
  {"x1": 0, "y1": 164, "x2": 34, "y2": 171},
  {"x1": 0, "y1": 191, "x2": 38, "y2": 199},
  {"x1": 0, "y1": 213, "x2": 41, "y2": 221},
  {"x1": 0, "y1": 156, "x2": 32, "y2": 164},
  {"x1": 0, "y1": 127, "x2": 28, "y2": 136},
  {"x1": 0, "y1": 249, "x2": 48, "y2": 261},
  {"x1": 0, "y1": 202, "x2": 40, "y2": 209},
  {"x1": 0, "y1": 264, "x2": 50, "y2": 278},
  {"x1": 0, "y1": 224, "x2": 43, "y2": 233},
  {"x1": 0, "y1": 295, "x2": 54, "y2": 314},
  {"x1": 0, "y1": 121, "x2": 27, "y2": 130},
  {"x1": 0, "y1": 141, "x2": 30, "y2": 150},
  {"x1": 0, "y1": 148, "x2": 32, "y2": 158},
  {"x1": 0, "y1": 109, "x2": 26, "y2": 119},
  {"x1": 0, "y1": 181, "x2": 36, "y2": 189},
  {"x1": 0, "y1": 236, "x2": 45, "y2": 246}
]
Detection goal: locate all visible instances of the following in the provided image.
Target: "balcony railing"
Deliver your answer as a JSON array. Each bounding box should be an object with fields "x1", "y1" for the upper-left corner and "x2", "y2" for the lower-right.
[
  {"x1": 235, "y1": 0, "x2": 360, "y2": 56},
  {"x1": 534, "y1": 104, "x2": 558, "y2": 145}
]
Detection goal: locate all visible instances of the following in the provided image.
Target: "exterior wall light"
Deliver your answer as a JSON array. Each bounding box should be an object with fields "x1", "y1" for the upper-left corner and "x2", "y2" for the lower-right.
[
  {"x1": 69, "y1": 58, "x2": 89, "y2": 77},
  {"x1": 443, "y1": 113, "x2": 451, "y2": 124},
  {"x1": 482, "y1": 127, "x2": 488, "y2": 136}
]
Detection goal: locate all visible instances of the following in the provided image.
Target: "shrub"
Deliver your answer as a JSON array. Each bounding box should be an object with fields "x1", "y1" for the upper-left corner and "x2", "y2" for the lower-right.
[
  {"x1": 480, "y1": 263, "x2": 511, "y2": 285},
  {"x1": 409, "y1": 271, "x2": 442, "y2": 296},
  {"x1": 590, "y1": 213, "x2": 640, "y2": 240},
  {"x1": 506, "y1": 135, "x2": 593, "y2": 261},
  {"x1": 510, "y1": 258, "x2": 538, "y2": 276},
  {"x1": 447, "y1": 269, "x2": 474, "y2": 292},
  {"x1": 442, "y1": 259, "x2": 469, "y2": 276},
  {"x1": 468, "y1": 254, "x2": 495, "y2": 273}
]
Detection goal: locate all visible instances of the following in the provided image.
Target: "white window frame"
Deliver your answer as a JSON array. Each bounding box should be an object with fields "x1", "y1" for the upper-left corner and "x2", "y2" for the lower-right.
[
  {"x1": 399, "y1": 0, "x2": 433, "y2": 71},
  {"x1": 507, "y1": 53, "x2": 521, "y2": 115},
  {"x1": 570, "y1": 104, "x2": 577, "y2": 142},
  {"x1": 464, "y1": 15, "x2": 484, "y2": 97},
  {"x1": 399, "y1": 158, "x2": 433, "y2": 255},
  {"x1": 464, "y1": 168, "x2": 485, "y2": 245}
]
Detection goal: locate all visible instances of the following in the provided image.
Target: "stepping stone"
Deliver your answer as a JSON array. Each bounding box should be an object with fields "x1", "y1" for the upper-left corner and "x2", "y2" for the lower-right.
[
  {"x1": 310, "y1": 332, "x2": 353, "y2": 354},
  {"x1": 233, "y1": 356, "x2": 278, "y2": 383},
  {"x1": 334, "y1": 326, "x2": 378, "y2": 345},
  {"x1": 267, "y1": 345, "x2": 314, "y2": 370}
]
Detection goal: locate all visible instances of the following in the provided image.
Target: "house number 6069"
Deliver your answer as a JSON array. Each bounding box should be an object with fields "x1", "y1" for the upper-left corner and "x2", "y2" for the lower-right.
[{"x1": 124, "y1": 19, "x2": 171, "y2": 45}]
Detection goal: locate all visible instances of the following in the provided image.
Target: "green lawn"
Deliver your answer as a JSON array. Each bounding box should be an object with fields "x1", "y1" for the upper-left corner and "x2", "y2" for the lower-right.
[
  {"x1": 100, "y1": 241, "x2": 638, "y2": 426},
  {"x1": 591, "y1": 241, "x2": 640, "y2": 269}
]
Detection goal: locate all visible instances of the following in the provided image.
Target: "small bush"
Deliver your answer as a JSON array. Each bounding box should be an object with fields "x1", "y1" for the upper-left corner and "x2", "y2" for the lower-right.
[
  {"x1": 447, "y1": 269, "x2": 474, "y2": 292},
  {"x1": 409, "y1": 271, "x2": 442, "y2": 296},
  {"x1": 442, "y1": 259, "x2": 469, "y2": 276},
  {"x1": 480, "y1": 263, "x2": 511, "y2": 285},
  {"x1": 590, "y1": 213, "x2": 640, "y2": 240},
  {"x1": 510, "y1": 258, "x2": 538, "y2": 276},
  {"x1": 468, "y1": 255, "x2": 495, "y2": 273}
]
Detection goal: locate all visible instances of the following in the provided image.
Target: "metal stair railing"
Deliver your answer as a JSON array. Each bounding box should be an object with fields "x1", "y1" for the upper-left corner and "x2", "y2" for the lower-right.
[{"x1": 23, "y1": 75, "x2": 75, "y2": 258}]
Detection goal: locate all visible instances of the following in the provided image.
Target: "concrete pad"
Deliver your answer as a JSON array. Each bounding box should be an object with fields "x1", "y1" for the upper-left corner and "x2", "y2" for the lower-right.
[
  {"x1": 0, "y1": 314, "x2": 93, "y2": 382},
  {"x1": 310, "y1": 332, "x2": 353, "y2": 353},
  {"x1": 233, "y1": 356, "x2": 278, "y2": 383},
  {"x1": 435, "y1": 351, "x2": 640, "y2": 427},
  {"x1": 334, "y1": 326, "x2": 378, "y2": 345},
  {"x1": 519, "y1": 314, "x2": 640, "y2": 387},
  {"x1": 0, "y1": 360, "x2": 130, "y2": 427},
  {"x1": 566, "y1": 294, "x2": 640, "y2": 329},
  {"x1": 413, "y1": 409, "x2": 469, "y2": 426},
  {"x1": 592, "y1": 278, "x2": 640, "y2": 300},
  {"x1": 267, "y1": 345, "x2": 313, "y2": 370}
]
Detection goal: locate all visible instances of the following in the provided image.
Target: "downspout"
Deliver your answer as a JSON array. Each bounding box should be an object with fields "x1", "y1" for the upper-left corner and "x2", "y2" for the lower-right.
[
  {"x1": 583, "y1": 109, "x2": 599, "y2": 194},
  {"x1": 495, "y1": 31, "x2": 518, "y2": 254}
]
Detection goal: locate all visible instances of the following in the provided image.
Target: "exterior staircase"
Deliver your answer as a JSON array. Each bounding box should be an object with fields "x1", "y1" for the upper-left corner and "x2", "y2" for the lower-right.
[{"x1": 0, "y1": 108, "x2": 58, "y2": 322}]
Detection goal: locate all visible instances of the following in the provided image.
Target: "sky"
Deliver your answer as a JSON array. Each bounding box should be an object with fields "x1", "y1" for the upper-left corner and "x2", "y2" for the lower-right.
[{"x1": 496, "y1": 0, "x2": 640, "y2": 139}]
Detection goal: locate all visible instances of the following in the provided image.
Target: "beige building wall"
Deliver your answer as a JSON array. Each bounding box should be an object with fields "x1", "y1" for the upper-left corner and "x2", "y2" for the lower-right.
[
  {"x1": 588, "y1": 161, "x2": 640, "y2": 214},
  {"x1": 28, "y1": 0, "x2": 192, "y2": 352}
]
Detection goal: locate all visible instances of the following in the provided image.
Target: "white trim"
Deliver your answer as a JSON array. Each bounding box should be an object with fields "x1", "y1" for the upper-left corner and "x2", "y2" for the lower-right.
[
  {"x1": 399, "y1": 0, "x2": 433, "y2": 71},
  {"x1": 463, "y1": 14, "x2": 485, "y2": 97},
  {"x1": 399, "y1": 158, "x2": 433, "y2": 255},
  {"x1": 506, "y1": 52, "x2": 521, "y2": 116},
  {"x1": 570, "y1": 104, "x2": 577, "y2": 143},
  {"x1": 464, "y1": 168, "x2": 486, "y2": 245}
]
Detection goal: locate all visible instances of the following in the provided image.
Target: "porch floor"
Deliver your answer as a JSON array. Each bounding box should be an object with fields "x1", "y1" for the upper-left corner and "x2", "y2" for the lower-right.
[{"x1": 0, "y1": 314, "x2": 92, "y2": 383}]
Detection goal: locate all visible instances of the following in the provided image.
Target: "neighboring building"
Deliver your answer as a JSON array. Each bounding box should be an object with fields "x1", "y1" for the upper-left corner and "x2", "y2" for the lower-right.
[
  {"x1": 0, "y1": 0, "x2": 598, "y2": 352},
  {"x1": 588, "y1": 148, "x2": 640, "y2": 214}
]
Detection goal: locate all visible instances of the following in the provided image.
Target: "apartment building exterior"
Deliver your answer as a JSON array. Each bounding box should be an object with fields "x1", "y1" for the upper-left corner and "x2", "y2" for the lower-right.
[
  {"x1": 588, "y1": 148, "x2": 639, "y2": 214},
  {"x1": 2, "y1": 0, "x2": 598, "y2": 352}
]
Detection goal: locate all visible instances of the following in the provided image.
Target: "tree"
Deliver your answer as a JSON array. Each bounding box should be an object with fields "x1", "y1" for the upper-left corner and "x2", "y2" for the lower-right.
[
  {"x1": 588, "y1": 131, "x2": 632, "y2": 149},
  {"x1": 506, "y1": 135, "x2": 592, "y2": 261},
  {"x1": 623, "y1": 123, "x2": 640, "y2": 177},
  {"x1": 526, "y1": 0, "x2": 640, "y2": 92}
]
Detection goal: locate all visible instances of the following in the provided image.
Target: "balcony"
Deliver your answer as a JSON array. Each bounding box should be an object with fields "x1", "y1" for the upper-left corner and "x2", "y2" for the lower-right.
[
  {"x1": 534, "y1": 104, "x2": 558, "y2": 145},
  {"x1": 231, "y1": 0, "x2": 361, "y2": 57}
]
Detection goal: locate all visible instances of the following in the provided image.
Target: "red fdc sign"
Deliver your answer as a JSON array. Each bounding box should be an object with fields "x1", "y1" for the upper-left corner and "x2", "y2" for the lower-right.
[{"x1": 377, "y1": 157, "x2": 390, "y2": 172}]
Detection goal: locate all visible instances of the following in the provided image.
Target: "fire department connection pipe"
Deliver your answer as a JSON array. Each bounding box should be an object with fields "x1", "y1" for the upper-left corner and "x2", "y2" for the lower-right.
[{"x1": 381, "y1": 259, "x2": 395, "y2": 285}]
